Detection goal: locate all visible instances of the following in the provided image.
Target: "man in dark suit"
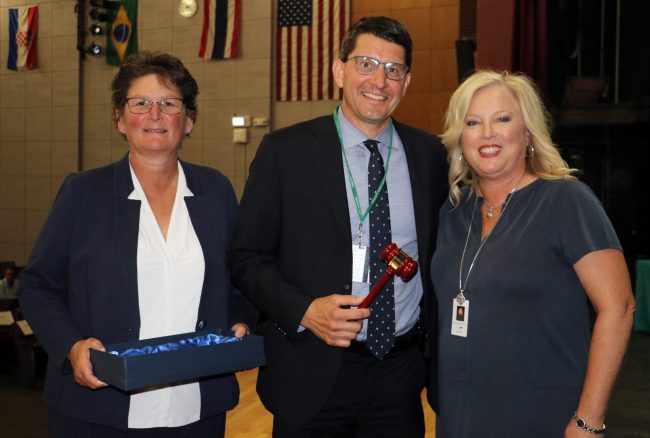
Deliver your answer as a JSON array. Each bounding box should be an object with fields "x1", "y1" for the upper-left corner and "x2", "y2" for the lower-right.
[{"x1": 229, "y1": 16, "x2": 448, "y2": 437}]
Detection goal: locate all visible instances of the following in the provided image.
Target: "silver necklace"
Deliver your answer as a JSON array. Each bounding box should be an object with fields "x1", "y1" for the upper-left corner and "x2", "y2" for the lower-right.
[
  {"x1": 456, "y1": 184, "x2": 518, "y2": 305},
  {"x1": 485, "y1": 197, "x2": 508, "y2": 218}
]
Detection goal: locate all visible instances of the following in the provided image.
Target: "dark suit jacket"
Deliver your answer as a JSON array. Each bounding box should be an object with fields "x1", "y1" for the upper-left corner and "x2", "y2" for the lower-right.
[
  {"x1": 18, "y1": 155, "x2": 256, "y2": 431},
  {"x1": 229, "y1": 115, "x2": 448, "y2": 425}
]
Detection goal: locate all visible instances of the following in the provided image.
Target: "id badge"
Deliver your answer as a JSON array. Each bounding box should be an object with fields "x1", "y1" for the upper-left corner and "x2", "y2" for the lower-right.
[
  {"x1": 351, "y1": 245, "x2": 370, "y2": 283},
  {"x1": 451, "y1": 299, "x2": 469, "y2": 337}
]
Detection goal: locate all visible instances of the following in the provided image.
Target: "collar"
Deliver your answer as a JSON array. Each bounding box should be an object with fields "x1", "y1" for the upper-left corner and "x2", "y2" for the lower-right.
[
  {"x1": 336, "y1": 107, "x2": 396, "y2": 151},
  {"x1": 127, "y1": 160, "x2": 193, "y2": 200}
]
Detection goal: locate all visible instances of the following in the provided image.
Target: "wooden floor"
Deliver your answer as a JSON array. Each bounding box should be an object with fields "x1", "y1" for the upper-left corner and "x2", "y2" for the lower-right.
[
  {"x1": 1, "y1": 334, "x2": 648, "y2": 437},
  {"x1": 225, "y1": 368, "x2": 437, "y2": 438}
]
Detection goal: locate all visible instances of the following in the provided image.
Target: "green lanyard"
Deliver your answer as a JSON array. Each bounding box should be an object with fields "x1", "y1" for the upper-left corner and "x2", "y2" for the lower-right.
[{"x1": 333, "y1": 108, "x2": 393, "y2": 244}]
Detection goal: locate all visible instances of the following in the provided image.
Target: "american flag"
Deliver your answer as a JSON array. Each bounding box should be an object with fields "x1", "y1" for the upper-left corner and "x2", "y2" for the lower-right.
[{"x1": 276, "y1": 0, "x2": 349, "y2": 101}]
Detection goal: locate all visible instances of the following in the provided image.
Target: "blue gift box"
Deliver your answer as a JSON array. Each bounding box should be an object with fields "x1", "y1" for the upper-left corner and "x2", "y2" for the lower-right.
[{"x1": 89, "y1": 332, "x2": 265, "y2": 391}]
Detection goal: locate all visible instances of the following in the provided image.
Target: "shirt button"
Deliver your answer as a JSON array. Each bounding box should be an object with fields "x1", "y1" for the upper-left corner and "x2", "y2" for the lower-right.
[
  {"x1": 343, "y1": 283, "x2": 351, "y2": 291},
  {"x1": 197, "y1": 320, "x2": 206, "y2": 329}
]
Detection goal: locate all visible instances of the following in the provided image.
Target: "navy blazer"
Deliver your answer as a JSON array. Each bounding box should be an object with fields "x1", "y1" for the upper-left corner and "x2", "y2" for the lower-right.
[
  {"x1": 229, "y1": 115, "x2": 448, "y2": 425},
  {"x1": 18, "y1": 155, "x2": 255, "y2": 430}
]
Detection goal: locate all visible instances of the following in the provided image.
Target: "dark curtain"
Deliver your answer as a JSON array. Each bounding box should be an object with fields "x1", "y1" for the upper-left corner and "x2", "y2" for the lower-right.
[{"x1": 513, "y1": 0, "x2": 547, "y2": 92}]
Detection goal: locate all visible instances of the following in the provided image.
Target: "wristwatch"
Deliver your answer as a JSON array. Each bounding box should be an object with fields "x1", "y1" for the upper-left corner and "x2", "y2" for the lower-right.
[{"x1": 573, "y1": 412, "x2": 606, "y2": 435}]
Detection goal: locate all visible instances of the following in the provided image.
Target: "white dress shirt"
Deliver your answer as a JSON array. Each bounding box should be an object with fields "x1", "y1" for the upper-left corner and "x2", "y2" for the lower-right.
[{"x1": 127, "y1": 162, "x2": 205, "y2": 429}]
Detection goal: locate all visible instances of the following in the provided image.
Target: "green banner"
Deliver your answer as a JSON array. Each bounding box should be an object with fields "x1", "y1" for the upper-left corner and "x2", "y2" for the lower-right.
[{"x1": 105, "y1": 0, "x2": 138, "y2": 66}]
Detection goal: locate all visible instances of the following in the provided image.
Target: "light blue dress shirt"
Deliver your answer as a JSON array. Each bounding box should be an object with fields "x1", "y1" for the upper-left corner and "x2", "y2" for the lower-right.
[{"x1": 337, "y1": 107, "x2": 422, "y2": 340}]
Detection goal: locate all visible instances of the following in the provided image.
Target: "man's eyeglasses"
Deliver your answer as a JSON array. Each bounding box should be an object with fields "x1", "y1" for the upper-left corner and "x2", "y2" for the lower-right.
[
  {"x1": 345, "y1": 56, "x2": 410, "y2": 81},
  {"x1": 126, "y1": 97, "x2": 185, "y2": 115}
]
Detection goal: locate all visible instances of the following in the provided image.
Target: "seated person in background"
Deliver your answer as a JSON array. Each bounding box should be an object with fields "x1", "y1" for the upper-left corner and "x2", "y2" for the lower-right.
[{"x1": 0, "y1": 266, "x2": 18, "y2": 300}]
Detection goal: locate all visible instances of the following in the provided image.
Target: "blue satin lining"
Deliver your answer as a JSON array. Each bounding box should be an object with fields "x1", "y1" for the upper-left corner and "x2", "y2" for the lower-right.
[{"x1": 108, "y1": 333, "x2": 241, "y2": 357}]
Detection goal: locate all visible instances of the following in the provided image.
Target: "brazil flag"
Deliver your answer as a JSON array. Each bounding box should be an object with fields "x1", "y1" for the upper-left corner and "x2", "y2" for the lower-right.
[{"x1": 106, "y1": 0, "x2": 138, "y2": 66}]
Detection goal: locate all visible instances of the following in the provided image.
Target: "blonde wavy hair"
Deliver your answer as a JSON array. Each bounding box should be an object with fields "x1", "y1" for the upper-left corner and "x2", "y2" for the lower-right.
[{"x1": 441, "y1": 70, "x2": 576, "y2": 206}]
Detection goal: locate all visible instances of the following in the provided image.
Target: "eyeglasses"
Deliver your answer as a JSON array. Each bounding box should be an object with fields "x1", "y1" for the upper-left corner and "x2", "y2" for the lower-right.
[
  {"x1": 126, "y1": 97, "x2": 185, "y2": 115},
  {"x1": 345, "y1": 56, "x2": 410, "y2": 81}
]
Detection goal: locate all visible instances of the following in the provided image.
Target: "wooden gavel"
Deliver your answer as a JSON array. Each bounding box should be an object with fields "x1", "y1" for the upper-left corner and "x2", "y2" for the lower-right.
[{"x1": 358, "y1": 242, "x2": 418, "y2": 309}]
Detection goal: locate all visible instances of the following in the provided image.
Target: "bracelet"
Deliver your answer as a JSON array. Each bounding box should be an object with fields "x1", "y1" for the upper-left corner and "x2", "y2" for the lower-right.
[{"x1": 573, "y1": 412, "x2": 606, "y2": 435}]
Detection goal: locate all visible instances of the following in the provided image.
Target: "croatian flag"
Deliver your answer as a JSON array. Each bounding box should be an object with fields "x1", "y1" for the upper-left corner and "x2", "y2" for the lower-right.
[
  {"x1": 7, "y1": 6, "x2": 38, "y2": 71},
  {"x1": 199, "y1": 0, "x2": 241, "y2": 59}
]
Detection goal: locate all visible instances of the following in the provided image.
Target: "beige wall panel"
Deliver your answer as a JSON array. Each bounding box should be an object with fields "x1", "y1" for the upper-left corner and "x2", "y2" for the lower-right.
[
  {"x1": 82, "y1": 70, "x2": 113, "y2": 108},
  {"x1": 171, "y1": 24, "x2": 203, "y2": 66},
  {"x1": 52, "y1": 106, "x2": 78, "y2": 141},
  {"x1": 202, "y1": 61, "x2": 237, "y2": 101},
  {"x1": 431, "y1": 5, "x2": 459, "y2": 50},
  {"x1": 430, "y1": 48, "x2": 457, "y2": 92},
  {"x1": 25, "y1": 108, "x2": 52, "y2": 142},
  {"x1": 140, "y1": 28, "x2": 174, "y2": 54},
  {"x1": 390, "y1": 8, "x2": 432, "y2": 51},
  {"x1": 0, "y1": 74, "x2": 26, "y2": 108},
  {"x1": 82, "y1": 105, "x2": 113, "y2": 141},
  {"x1": 140, "y1": 0, "x2": 173, "y2": 30},
  {"x1": 25, "y1": 176, "x2": 52, "y2": 210},
  {"x1": 51, "y1": 35, "x2": 78, "y2": 71},
  {"x1": 273, "y1": 101, "x2": 313, "y2": 130},
  {"x1": 201, "y1": 99, "x2": 237, "y2": 139},
  {"x1": 410, "y1": 49, "x2": 433, "y2": 93},
  {"x1": 204, "y1": 142, "x2": 237, "y2": 177},
  {"x1": 52, "y1": 71, "x2": 79, "y2": 106},
  {"x1": 308, "y1": 100, "x2": 339, "y2": 119},
  {"x1": 235, "y1": 59, "x2": 272, "y2": 99},
  {"x1": 239, "y1": 18, "x2": 272, "y2": 60},
  {"x1": 0, "y1": 243, "x2": 26, "y2": 266},
  {"x1": 178, "y1": 136, "x2": 203, "y2": 163},
  {"x1": 26, "y1": 72, "x2": 54, "y2": 107},
  {"x1": 83, "y1": 140, "x2": 111, "y2": 170},
  {"x1": 24, "y1": 209, "x2": 49, "y2": 249},
  {"x1": 36, "y1": 36, "x2": 54, "y2": 72},
  {"x1": 0, "y1": 209, "x2": 25, "y2": 244},
  {"x1": 52, "y1": 1, "x2": 77, "y2": 37},
  {"x1": 0, "y1": 142, "x2": 26, "y2": 176},
  {"x1": 0, "y1": 176, "x2": 25, "y2": 210},
  {"x1": 51, "y1": 141, "x2": 78, "y2": 175},
  {"x1": 430, "y1": 90, "x2": 454, "y2": 135},
  {"x1": 243, "y1": 0, "x2": 273, "y2": 20},
  {"x1": 1, "y1": 108, "x2": 26, "y2": 141},
  {"x1": 25, "y1": 142, "x2": 52, "y2": 175}
]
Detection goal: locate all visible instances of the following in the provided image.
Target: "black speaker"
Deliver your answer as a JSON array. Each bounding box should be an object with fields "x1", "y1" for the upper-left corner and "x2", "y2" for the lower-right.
[{"x1": 456, "y1": 39, "x2": 476, "y2": 83}]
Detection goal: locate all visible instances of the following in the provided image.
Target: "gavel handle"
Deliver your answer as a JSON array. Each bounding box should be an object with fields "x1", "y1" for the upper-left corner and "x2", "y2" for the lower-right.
[{"x1": 358, "y1": 267, "x2": 396, "y2": 309}]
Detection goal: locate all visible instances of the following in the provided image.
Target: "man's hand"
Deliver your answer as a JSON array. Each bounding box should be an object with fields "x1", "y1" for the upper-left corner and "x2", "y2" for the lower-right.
[
  {"x1": 67, "y1": 338, "x2": 108, "y2": 389},
  {"x1": 300, "y1": 294, "x2": 371, "y2": 347},
  {"x1": 231, "y1": 323, "x2": 251, "y2": 339}
]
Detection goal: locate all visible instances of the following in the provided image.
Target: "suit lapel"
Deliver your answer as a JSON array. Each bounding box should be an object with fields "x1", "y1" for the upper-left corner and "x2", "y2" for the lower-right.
[
  {"x1": 182, "y1": 162, "x2": 213, "y2": 262},
  {"x1": 308, "y1": 117, "x2": 352, "y2": 242},
  {"x1": 113, "y1": 155, "x2": 141, "y2": 318},
  {"x1": 181, "y1": 162, "x2": 212, "y2": 307}
]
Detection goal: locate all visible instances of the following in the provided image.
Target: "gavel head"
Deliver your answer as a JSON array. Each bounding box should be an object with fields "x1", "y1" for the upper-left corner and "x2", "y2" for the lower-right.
[{"x1": 380, "y1": 242, "x2": 418, "y2": 280}]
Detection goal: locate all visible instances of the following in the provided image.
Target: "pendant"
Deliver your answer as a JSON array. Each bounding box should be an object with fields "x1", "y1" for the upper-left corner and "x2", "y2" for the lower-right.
[
  {"x1": 486, "y1": 206, "x2": 495, "y2": 218},
  {"x1": 455, "y1": 290, "x2": 466, "y2": 305}
]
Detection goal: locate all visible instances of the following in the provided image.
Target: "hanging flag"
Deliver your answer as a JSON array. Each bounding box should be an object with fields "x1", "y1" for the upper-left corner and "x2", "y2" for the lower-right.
[
  {"x1": 276, "y1": 0, "x2": 349, "y2": 101},
  {"x1": 7, "y1": 6, "x2": 38, "y2": 71},
  {"x1": 199, "y1": 0, "x2": 241, "y2": 59},
  {"x1": 106, "y1": 0, "x2": 138, "y2": 66}
]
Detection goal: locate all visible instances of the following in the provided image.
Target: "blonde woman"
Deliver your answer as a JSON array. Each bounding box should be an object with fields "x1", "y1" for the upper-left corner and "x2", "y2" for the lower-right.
[{"x1": 431, "y1": 70, "x2": 635, "y2": 437}]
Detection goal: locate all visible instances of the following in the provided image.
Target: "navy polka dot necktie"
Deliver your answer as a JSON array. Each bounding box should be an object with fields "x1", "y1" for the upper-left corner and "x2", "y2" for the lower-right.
[{"x1": 364, "y1": 139, "x2": 395, "y2": 359}]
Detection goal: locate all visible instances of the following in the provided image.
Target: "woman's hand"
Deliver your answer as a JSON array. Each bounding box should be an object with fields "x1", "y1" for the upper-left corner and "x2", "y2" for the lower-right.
[
  {"x1": 569, "y1": 248, "x2": 635, "y2": 438},
  {"x1": 231, "y1": 323, "x2": 251, "y2": 339},
  {"x1": 67, "y1": 338, "x2": 108, "y2": 389},
  {"x1": 564, "y1": 418, "x2": 605, "y2": 437}
]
